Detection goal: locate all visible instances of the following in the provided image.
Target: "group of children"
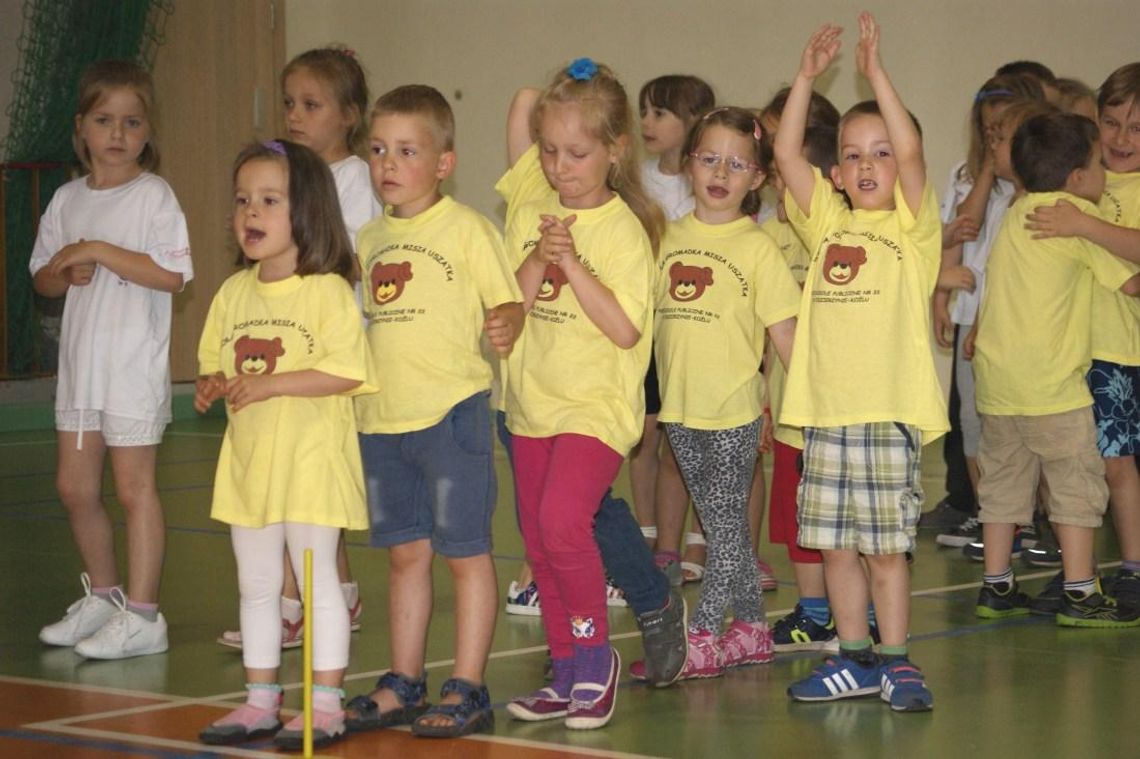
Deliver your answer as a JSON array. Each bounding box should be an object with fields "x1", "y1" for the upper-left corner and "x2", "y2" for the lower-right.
[{"x1": 28, "y1": 10, "x2": 1139, "y2": 750}]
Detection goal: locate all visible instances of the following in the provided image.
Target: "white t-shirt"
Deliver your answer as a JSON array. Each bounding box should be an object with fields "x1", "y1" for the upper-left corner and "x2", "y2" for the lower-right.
[
  {"x1": 329, "y1": 155, "x2": 381, "y2": 252},
  {"x1": 939, "y1": 161, "x2": 1015, "y2": 326},
  {"x1": 642, "y1": 158, "x2": 694, "y2": 221},
  {"x1": 29, "y1": 172, "x2": 193, "y2": 422}
]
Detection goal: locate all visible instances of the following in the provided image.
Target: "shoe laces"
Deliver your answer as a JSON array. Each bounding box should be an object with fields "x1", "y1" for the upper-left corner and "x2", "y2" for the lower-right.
[{"x1": 956, "y1": 517, "x2": 980, "y2": 534}]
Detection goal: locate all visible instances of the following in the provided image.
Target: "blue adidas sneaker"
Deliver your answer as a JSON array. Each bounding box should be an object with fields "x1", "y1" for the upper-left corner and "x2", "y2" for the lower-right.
[
  {"x1": 879, "y1": 659, "x2": 934, "y2": 712},
  {"x1": 787, "y1": 654, "x2": 881, "y2": 702}
]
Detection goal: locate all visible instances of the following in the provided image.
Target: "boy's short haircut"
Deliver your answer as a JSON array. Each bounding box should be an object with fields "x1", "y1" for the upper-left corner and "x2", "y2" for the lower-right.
[
  {"x1": 838, "y1": 100, "x2": 923, "y2": 141},
  {"x1": 1011, "y1": 112, "x2": 1098, "y2": 193},
  {"x1": 371, "y1": 84, "x2": 455, "y2": 151},
  {"x1": 803, "y1": 124, "x2": 839, "y2": 176},
  {"x1": 639, "y1": 75, "x2": 715, "y2": 122},
  {"x1": 995, "y1": 60, "x2": 1058, "y2": 87},
  {"x1": 760, "y1": 87, "x2": 841, "y2": 130},
  {"x1": 1098, "y1": 62, "x2": 1140, "y2": 112}
]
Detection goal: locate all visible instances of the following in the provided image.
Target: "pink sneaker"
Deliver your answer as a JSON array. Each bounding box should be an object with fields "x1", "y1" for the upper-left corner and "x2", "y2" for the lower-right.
[
  {"x1": 199, "y1": 701, "x2": 282, "y2": 745},
  {"x1": 678, "y1": 629, "x2": 724, "y2": 680},
  {"x1": 718, "y1": 619, "x2": 774, "y2": 668},
  {"x1": 565, "y1": 648, "x2": 620, "y2": 730},
  {"x1": 506, "y1": 687, "x2": 570, "y2": 721},
  {"x1": 757, "y1": 559, "x2": 778, "y2": 591}
]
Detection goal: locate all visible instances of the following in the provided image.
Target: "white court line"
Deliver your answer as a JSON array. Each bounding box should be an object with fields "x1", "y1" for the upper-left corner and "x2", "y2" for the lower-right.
[{"x1": 12, "y1": 565, "x2": 1122, "y2": 757}]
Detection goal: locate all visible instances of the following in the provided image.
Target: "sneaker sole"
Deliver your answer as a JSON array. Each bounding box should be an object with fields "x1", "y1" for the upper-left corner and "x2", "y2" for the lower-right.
[
  {"x1": 504, "y1": 604, "x2": 542, "y2": 617},
  {"x1": 505, "y1": 702, "x2": 569, "y2": 721},
  {"x1": 882, "y1": 692, "x2": 934, "y2": 712},
  {"x1": 1055, "y1": 614, "x2": 1140, "y2": 629},
  {"x1": 773, "y1": 639, "x2": 840, "y2": 654},
  {"x1": 788, "y1": 686, "x2": 879, "y2": 702},
  {"x1": 1024, "y1": 555, "x2": 1063, "y2": 568},
  {"x1": 723, "y1": 653, "x2": 774, "y2": 668},
  {"x1": 76, "y1": 641, "x2": 169, "y2": 659},
  {"x1": 975, "y1": 605, "x2": 1031, "y2": 619},
  {"x1": 935, "y1": 535, "x2": 976, "y2": 548}
]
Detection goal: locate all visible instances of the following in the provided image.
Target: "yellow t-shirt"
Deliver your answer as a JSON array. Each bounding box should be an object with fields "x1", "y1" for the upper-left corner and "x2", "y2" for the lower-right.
[
  {"x1": 655, "y1": 214, "x2": 800, "y2": 430},
  {"x1": 354, "y1": 196, "x2": 522, "y2": 434},
  {"x1": 499, "y1": 147, "x2": 654, "y2": 455},
  {"x1": 760, "y1": 215, "x2": 811, "y2": 448},
  {"x1": 1092, "y1": 172, "x2": 1140, "y2": 366},
  {"x1": 782, "y1": 168, "x2": 949, "y2": 441},
  {"x1": 197, "y1": 267, "x2": 373, "y2": 530},
  {"x1": 974, "y1": 192, "x2": 1135, "y2": 415}
]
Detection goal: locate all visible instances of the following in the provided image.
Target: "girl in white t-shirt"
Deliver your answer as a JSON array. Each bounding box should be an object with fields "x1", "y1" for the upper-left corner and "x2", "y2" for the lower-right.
[
  {"x1": 216, "y1": 46, "x2": 382, "y2": 651},
  {"x1": 635, "y1": 75, "x2": 716, "y2": 584},
  {"x1": 647, "y1": 107, "x2": 798, "y2": 679},
  {"x1": 32, "y1": 60, "x2": 193, "y2": 661},
  {"x1": 196, "y1": 140, "x2": 371, "y2": 750}
]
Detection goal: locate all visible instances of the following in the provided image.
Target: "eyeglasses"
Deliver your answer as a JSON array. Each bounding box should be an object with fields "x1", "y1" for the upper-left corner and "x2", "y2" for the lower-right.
[{"x1": 689, "y1": 151, "x2": 760, "y2": 174}]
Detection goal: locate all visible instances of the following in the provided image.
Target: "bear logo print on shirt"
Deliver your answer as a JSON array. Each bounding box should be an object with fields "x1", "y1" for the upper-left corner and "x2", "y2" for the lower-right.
[
  {"x1": 822, "y1": 243, "x2": 867, "y2": 286},
  {"x1": 233, "y1": 335, "x2": 285, "y2": 375},
  {"x1": 668, "y1": 261, "x2": 714, "y2": 302},
  {"x1": 370, "y1": 261, "x2": 414, "y2": 305},
  {"x1": 537, "y1": 263, "x2": 569, "y2": 302}
]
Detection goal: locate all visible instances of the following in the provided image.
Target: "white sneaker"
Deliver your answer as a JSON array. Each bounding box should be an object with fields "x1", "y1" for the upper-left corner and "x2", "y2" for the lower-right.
[
  {"x1": 39, "y1": 573, "x2": 117, "y2": 647},
  {"x1": 606, "y1": 581, "x2": 628, "y2": 608},
  {"x1": 75, "y1": 588, "x2": 168, "y2": 659}
]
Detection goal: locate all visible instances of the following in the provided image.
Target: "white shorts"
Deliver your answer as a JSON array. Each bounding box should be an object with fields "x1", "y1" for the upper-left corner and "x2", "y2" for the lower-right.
[{"x1": 56, "y1": 410, "x2": 166, "y2": 447}]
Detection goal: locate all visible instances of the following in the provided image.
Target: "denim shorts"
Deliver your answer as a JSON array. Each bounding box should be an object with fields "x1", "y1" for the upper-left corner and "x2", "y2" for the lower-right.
[{"x1": 359, "y1": 391, "x2": 496, "y2": 557}]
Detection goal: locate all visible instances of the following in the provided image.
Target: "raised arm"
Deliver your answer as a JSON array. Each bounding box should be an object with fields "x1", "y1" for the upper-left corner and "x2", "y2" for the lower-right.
[
  {"x1": 773, "y1": 23, "x2": 843, "y2": 216},
  {"x1": 507, "y1": 88, "x2": 541, "y2": 167},
  {"x1": 856, "y1": 12, "x2": 925, "y2": 215}
]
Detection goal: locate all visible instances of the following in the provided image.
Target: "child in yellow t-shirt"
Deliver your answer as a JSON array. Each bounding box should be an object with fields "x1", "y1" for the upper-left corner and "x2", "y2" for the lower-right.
[
  {"x1": 498, "y1": 58, "x2": 662, "y2": 729},
  {"x1": 651, "y1": 106, "x2": 799, "y2": 679},
  {"x1": 1018, "y1": 64, "x2": 1140, "y2": 615},
  {"x1": 346, "y1": 85, "x2": 523, "y2": 739},
  {"x1": 195, "y1": 140, "x2": 373, "y2": 749},
  {"x1": 972, "y1": 111, "x2": 1140, "y2": 627},
  {"x1": 774, "y1": 14, "x2": 947, "y2": 712}
]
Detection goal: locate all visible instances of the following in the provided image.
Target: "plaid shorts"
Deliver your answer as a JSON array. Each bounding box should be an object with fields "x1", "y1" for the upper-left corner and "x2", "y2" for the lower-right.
[{"x1": 797, "y1": 422, "x2": 923, "y2": 555}]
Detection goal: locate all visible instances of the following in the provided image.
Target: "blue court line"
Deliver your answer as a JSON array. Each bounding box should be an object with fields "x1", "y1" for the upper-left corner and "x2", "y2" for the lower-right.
[{"x1": 0, "y1": 727, "x2": 224, "y2": 757}]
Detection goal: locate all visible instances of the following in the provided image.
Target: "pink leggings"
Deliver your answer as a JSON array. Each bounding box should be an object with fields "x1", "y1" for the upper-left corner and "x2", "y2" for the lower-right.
[{"x1": 512, "y1": 433, "x2": 623, "y2": 658}]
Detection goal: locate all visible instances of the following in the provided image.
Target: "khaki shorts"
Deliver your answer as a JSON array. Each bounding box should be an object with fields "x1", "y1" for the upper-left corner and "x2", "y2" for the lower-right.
[
  {"x1": 56, "y1": 410, "x2": 166, "y2": 447},
  {"x1": 977, "y1": 407, "x2": 1107, "y2": 528}
]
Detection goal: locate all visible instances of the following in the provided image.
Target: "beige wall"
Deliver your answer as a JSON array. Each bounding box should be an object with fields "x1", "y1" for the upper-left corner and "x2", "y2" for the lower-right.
[{"x1": 286, "y1": 0, "x2": 1138, "y2": 393}]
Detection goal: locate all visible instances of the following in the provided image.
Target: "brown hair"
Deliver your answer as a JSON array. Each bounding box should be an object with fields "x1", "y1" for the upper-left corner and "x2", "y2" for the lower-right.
[
  {"x1": 682, "y1": 106, "x2": 770, "y2": 217},
  {"x1": 759, "y1": 86, "x2": 840, "y2": 131},
  {"x1": 1098, "y1": 63, "x2": 1140, "y2": 113},
  {"x1": 370, "y1": 84, "x2": 456, "y2": 152},
  {"x1": 73, "y1": 59, "x2": 158, "y2": 172},
  {"x1": 282, "y1": 46, "x2": 370, "y2": 156},
  {"x1": 533, "y1": 60, "x2": 665, "y2": 255},
  {"x1": 961, "y1": 74, "x2": 1046, "y2": 182},
  {"x1": 639, "y1": 75, "x2": 716, "y2": 124},
  {"x1": 232, "y1": 140, "x2": 355, "y2": 282}
]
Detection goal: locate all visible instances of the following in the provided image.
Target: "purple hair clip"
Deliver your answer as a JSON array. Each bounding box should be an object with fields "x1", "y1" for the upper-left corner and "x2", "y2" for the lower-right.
[
  {"x1": 262, "y1": 139, "x2": 287, "y2": 156},
  {"x1": 568, "y1": 57, "x2": 598, "y2": 81}
]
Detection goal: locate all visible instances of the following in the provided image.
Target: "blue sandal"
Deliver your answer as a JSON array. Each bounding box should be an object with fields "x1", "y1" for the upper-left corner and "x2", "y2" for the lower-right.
[
  {"x1": 345, "y1": 671, "x2": 429, "y2": 732},
  {"x1": 410, "y1": 678, "x2": 494, "y2": 738}
]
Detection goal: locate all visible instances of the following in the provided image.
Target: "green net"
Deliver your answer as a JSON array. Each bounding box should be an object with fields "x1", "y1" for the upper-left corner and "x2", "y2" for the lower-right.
[{"x1": 2, "y1": 0, "x2": 173, "y2": 376}]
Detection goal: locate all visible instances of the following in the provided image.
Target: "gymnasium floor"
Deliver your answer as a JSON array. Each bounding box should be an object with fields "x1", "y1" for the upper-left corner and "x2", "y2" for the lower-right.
[{"x1": 1, "y1": 411, "x2": 1135, "y2": 758}]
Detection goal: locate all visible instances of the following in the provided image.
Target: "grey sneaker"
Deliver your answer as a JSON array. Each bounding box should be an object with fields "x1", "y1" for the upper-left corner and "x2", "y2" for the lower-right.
[
  {"x1": 918, "y1": 499, "x2": 972, "y2": 531},
  {"x1": 39, "y1": 573, "x2": 117, "y2": 647},
  {"x1": 635, "y1": 587, "x2": 687, "y2": 687}
]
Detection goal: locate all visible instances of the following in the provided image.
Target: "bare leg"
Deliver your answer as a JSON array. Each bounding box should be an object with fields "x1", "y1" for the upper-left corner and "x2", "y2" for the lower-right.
[
  {"x1": 792, "y1": 561, "x2": 827, "y2": 597},
  {"x1": 1055, "y1": 523, "x2": 1097, "y2": 582},
  {"x1": 108, "y1": 445, "x2": 163, "y2": 604},
  {"x1": 863, "y1": 553, "x2": 909, "y2": 648},
  {"x1": 981, "y1": 522, "x2": 1017, "y2": 576},
  {"x1": 417, "y1": 553, "x2": 497, "y2": 728},
  {"x1": 56, "y1": 432, "x2": 116, "y2": 588},
  {"x1": 1107, "y1": 456, "x2": 1140, "y2": 562},
  {"x1": 822, "y1": 549, "x2": 870, "y2": 642}
]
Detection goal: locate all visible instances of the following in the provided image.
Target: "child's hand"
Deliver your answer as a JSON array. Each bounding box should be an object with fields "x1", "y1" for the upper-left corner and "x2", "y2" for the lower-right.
[
  {"x1": 854, "y1": 12, "x2": 882, "y2": 80},
  {"x1": 962, "y1": 324, "x2": 978, "y2": 360},
  {"x1": 485, "y1": 302, "x2": 525, "y2": 356},
  {"x1": 63, "y1": 262, "x2": 97, "y2": 287},
  {"x1": 536, "y1": 214, "x2": 579, "y2": 268},
  {"x1": 46, "y1": 239, "x2": 101, "y2": 278},
  {"x1": 942, "y1": 214, "x2": 979, "y2": 249},
  {"x1": 759, "y1": 408, "x2": 774, "y2": 455},
  {"x1": 798, "y1": 23, "x2": 843, "y2": 80},
  {"x1": 937, "y1": 265, "x2": 976, "y2": 294},
  {"x1": 1025, "y1": 199, "x2": 1087, "y2": 239},
  {"x1": 932, "y1": 301, "x2": 954, "y2": 349},
  {"x1": 194, "y1": 372, "x2": 227, "y2": 412},
  {"x1": 224, "y1": 373, "x2": 277, "y2": 412}
]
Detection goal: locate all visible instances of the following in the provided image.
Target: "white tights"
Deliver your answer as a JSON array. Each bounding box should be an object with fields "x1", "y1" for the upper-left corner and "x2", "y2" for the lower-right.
[{"x1": 230, "y1": 522, "x2": 348, "y2": 671}]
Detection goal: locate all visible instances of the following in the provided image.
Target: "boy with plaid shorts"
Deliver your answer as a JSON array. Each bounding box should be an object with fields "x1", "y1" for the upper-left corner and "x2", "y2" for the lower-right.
[{"x1": 773, "y1": 15, "x2": 948, "y2": 713}]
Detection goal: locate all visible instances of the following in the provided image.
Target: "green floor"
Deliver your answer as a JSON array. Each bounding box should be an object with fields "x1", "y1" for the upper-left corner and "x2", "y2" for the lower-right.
[{"x1": 1, "y1": 414, "x2": 1136, "y2": 758}]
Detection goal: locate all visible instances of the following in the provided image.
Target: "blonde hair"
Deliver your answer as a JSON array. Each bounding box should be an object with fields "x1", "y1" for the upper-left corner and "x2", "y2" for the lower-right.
[
  {"x1": 371, "y1": 84, "x2": 455, "y2": 152},
  {"x1": 282, "y1": 46, "x2": 370, "y2": 156},
  {"x1": 532, "y1": 60, "x2": 665, "y2": 256},
  {"x1": 73, "y1": 59, "x2": 158, "y2": 172}
]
